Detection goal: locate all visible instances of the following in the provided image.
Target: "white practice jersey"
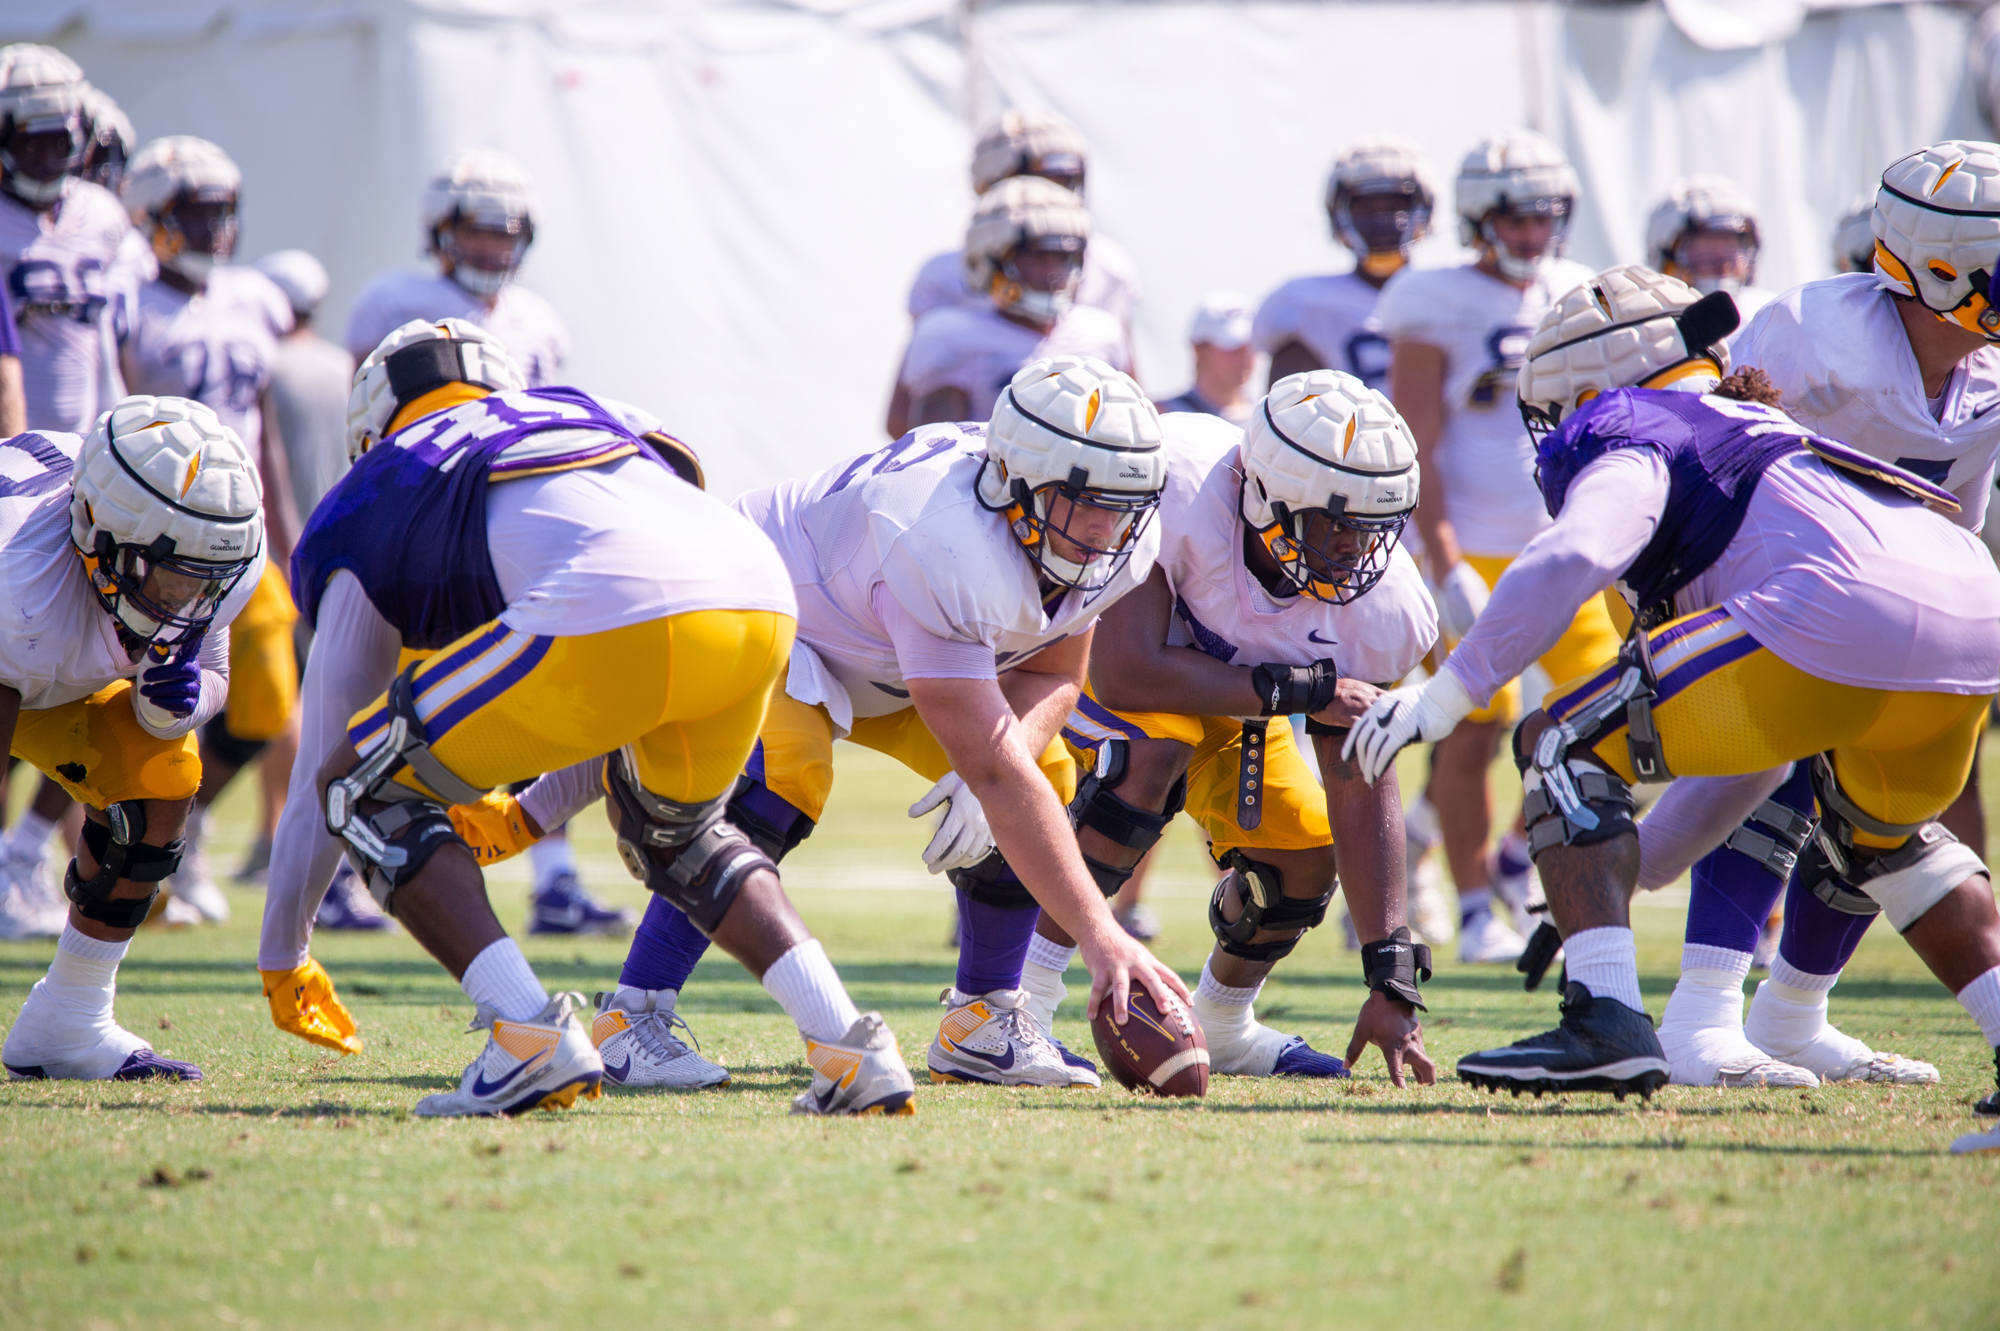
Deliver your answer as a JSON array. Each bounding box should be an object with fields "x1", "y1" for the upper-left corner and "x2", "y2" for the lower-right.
[
  {"x1": 1376, "y1": 258, "x2": 1594, "y2": 557},
  {"x1": 1734, "y1": 273, "x2": 2000, "y2": 530},
  {"x1": 1722, "y1": 285, "x2": 1776, "y2": 350},
  {"x1": 900, "y1": 303, "x2": 1131, "y2": 424},
  {"x1": 908, "y1": 233, "x2": 1141, "y2": 328},
  {"x1": 119, "y1": 267, "x2": 294, "y2": 461},
  {"x1": 0, "y1": 430, "x2": 253, "y2": 715},
  {"x1": 1252, "y1": 272, "x2": 1393, "y2": 394},
  {"x1": 0, "y1": 182, "x2": 132, "y2": 433},
  {"x1": 1153, "y1": 413, "x2": 1436, "y2": 698},
  {"x1": 736, "y1": 422, "x2": 1159, "y2": 719},
  {"x1": 343, "y1": 269, "x2": 569, "y2": 387}
]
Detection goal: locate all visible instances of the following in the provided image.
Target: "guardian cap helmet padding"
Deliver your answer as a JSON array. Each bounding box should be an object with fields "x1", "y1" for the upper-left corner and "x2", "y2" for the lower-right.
[
  {"x1": 1872, "y1": 140, "x2": 2000, "y2": 341},
  {"x1": 123, "y1": 136, "x2": 241, "y2": 282},
  {"x1": 1455, "y1": 130, "x2": 1578, "y2": 282},
  {"x1": 979, "y1": 355, "x2": 1164, "y2": 594},
  {"x1": 970, "y1": 109, "x2": 1088, "y2": 195},
  {"x1": 1239, "y1": 370, "x2": 1419, "y2": 604},
  {"x1": 347, "y1": 318, "x2": 526, "y2": 461},
  {"x1": 1644, "y1": 174, "x2": 1760, "y2": 294},
  {"x1": 1515, "y1": 265, "x2": 1737, "y2": 443},
  {"x1": 1326, "y1": 138, "x2": 1437, "y2": 277},
  {"x1": 70, "y1": 396, "x2": 264, "y2": 650},
  {"x1": 422, "y1": 148, "x2": 539, "y2": 297},
  {"x1": 964, "y1": 175, "x2": 1091, "y2": 326},
  {"x1": 0, "y1": 44, "x2": 88, "y2": 205}
]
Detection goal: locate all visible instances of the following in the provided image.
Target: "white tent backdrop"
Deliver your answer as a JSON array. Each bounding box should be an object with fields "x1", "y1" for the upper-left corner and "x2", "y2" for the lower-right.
[{"x1": 4, "y1": 0, "x2": 1985, "y2": 496}]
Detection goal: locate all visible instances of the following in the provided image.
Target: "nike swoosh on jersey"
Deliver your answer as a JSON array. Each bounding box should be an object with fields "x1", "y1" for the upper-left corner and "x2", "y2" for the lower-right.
[{"x1": 1307, "y1": 629, "x2": 1338, "y2": 645}]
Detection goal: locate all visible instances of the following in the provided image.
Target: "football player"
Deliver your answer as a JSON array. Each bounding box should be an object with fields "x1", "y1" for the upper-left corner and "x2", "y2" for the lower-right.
[
  {"x1": 1644, "y1": 175, "x2": 1776, "y2": 337},
  {"x1": 76, "y1": 83, "x2": 131, "y2": 193},
  {"x1": 1377, "y1": 131, "x2": 1603, "y2": 963},
  {"x1": 1155, "y1": 293, "x2": 1257, "y2": 426},
  {"x1": 1016, "y1": 374, "x2": 1440, "y2": 1084},
  {"x1": 894, "y1": 177, "x2": 1131, "y2": 436},
  {"x1": 1, "y1": 396, "x2": 264, "y2": 1081},
  {"x1": 1346, "y1": 266, "x2": 2000, "y2": 1125},
  {"x1": 1254, "y1": 139, "x2": 1437, "y2": 392},
  {"x1": 1637, "y1": 143, "x2": 2000, "y2": 1103},
  {"x1": 258, "y1": 319, "x2": 915, "y2": 1117},
  {"x1": 118, "y1": 136, "x2": 302, "y2": 926},
  {"x1": 480, "y1": 357, "x2": 1189, "y2": 1092},
  {"x1": 1830, "y1": 196, "x2": 1875, "y2": 276}
]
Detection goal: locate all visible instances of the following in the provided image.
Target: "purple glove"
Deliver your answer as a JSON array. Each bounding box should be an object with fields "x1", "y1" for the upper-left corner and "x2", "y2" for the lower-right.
[{"x1": 138, "y1": 633, "x2": 205, "y2": 719}]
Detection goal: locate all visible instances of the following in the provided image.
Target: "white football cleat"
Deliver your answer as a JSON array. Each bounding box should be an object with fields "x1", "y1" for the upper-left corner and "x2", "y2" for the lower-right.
[
  {"x1": 0, "y1": 850, "x2": 66, "y2": 941},
  {"x1": 1951, "y1": 1121, "x2": 2000, "y2": 1155},
  {"x1": 591, "y1": 988, "x2": 730, "y2": 1089},
  {"x1": 1408, "y1": 855, "x2": 1455, "y2": 947},
  {"x1": 792, "y1": 1012, "x2": 917, "y2": 1116},
  {"x1": 414, "y1": 992, "x2": 603, "y2": 1117},
  {"x1": 1743, "y1": 979, "x2": 1940, "y2": 1085},
  {"x1": 927, "y1": 987, "x2": 1098, "y2": 1088},
  {"x1": 1457, "y1": 909, "x2": 1527, "y2": 964},
  {"x1": 3, "y1": 978, "x2": 201, "y2": 1081},
  {"x1": 1660, "y1": 1024, "x2": 1818, "y2": 1088}
]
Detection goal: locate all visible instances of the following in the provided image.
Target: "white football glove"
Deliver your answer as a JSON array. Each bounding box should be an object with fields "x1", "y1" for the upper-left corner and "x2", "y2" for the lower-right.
[
  {"x1": 1344, "y1": 670, "x2": 1479, "y2": 785},
  {"x1": 908, "y1": 773, "x2": 995, "y2": 874},
  {"x1": 1434, "y1": 561, "x2": 1491, "y2": 641}
]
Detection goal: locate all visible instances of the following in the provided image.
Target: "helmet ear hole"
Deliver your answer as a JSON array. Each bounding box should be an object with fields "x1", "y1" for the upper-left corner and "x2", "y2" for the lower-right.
[{"x1": 1676, "y1": 289, "x2": 1740, "y2": 353}]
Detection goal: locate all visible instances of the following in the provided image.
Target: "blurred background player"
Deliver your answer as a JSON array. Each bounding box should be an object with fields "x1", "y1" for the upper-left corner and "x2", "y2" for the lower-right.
[
  {"x1": 118, "y1": 135, "x2": 302, "y2": 927},
  {"x1": 887, "y1": 109, "x2": 1138, "y2": 438},
  {"x1": 1, "y1": 397, "x2": 265, "y2": 1081},
  {"x1": 1377, "y1": 130, "x2": 1601, "y2": 964},
  {"x1": 1831, "y1": 195, "x2": 1876, "y2": 276},
  {"x1": 343, "y1": 149, "x2": 618, "y2": 936},
  {"x1": 1156, "y1": 293, "x2": 1256, "y2": 426},
  {"x1": 1645, "y1": 174, "x2": 1775, "y2": 341},
  {"x1": 76, "y1": 83, "x2": 131, "y2": 193},
  {"x1": 1254, "y1": 138, "x2": 1437, "y2": 392}
]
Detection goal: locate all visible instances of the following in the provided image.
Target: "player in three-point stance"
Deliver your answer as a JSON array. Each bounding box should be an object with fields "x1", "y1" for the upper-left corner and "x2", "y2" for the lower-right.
[
  {"x1": 1, "y1": 397, "x2": 264, "y2": 1081},
  {"x1": 1346, "y1": 265, "x2": 2000, "y2": 1123},
  {"x1": 258, "y1": 318, "x2": 914, "y2": 1118},
  {"x1": 1016, "y1": 373, "x2": 1440, "y2": 1085},
  {"x1": 479, "y1": 356, "x2": 1189, "y2": 1093}
]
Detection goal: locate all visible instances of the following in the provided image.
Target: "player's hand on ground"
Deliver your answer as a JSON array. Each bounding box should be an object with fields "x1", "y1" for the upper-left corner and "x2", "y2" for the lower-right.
[
  {"x1": 1081, "y1": 928, "x2": 1191, "y2": 1025},
  {"x1": 262, "y1": 957, "x2": 364, "y2": 1055},
  {"x1": 908, "y1": 772, "x2": 995, "y2": 874},
  {"x1": 448, "y1": 791, "x2": 542, "y2": 866},
  {"x1": 1343, "y1": 990, "x2": 1436, "y2": 1088},
  {"x1": 1344, "y1": 671, "x2": 1475, "y2": 784},
  {"x1": 1307, "y1": 677, "x2": 1383, "y2": 731}
]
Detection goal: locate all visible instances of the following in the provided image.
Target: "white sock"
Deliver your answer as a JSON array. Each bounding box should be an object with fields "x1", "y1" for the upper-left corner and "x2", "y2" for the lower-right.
[
  {"x1": 1020, "y1": 960, "x2": 1069, "y2": 1035},
  {"x1": 48, "y1": 924, "x2": 128, "y2": 1002},
  {"x1": 1563, "y1": 926, "x2": 1645, "y2": 1015},
  {"x1": 1956, "y1": 966, "x2": 2000, "y2": 1048},
  {"x1": 1681, "y1": 944, "x2": 1752, "y2": 980},
  {"x1": 1, "y1": 811, "x2": 54, "y2": 861},
  {"x1": 1190, "y1": 960, "x2": 1291, "y2": 1075},
  {"x1": 2, "y1": 925, "x2": 144, "y2": 1073},
  {"x1": 1024, "y1": 934, "x2": 1075, "y2": 974},
  {"x1": 761, "y1": 939, "x2": 861, "y2": 1043},
  {"x1": 460, "y1": 938, "x2": 548, "y2": 1022},
  {"x1": 1457, "y1": 886, "x2": 1493, "y2": 919},
  {"x1": 1659, "y1": 968, "x2": 1748, "y2": 1041},
  {"x1": 1769, "y1": 955, "x2": 1839, "y2": 994},
  {"x1": 528, "y1": 831, "x2": 576, "y2": 889}
]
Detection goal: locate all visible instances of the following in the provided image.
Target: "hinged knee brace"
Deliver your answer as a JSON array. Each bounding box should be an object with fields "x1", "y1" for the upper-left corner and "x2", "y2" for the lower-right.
[
  {"x1": 1068, "y1": 738, "x2": 1187, "y2": 896},
  {"x1": 604, "y1": 749, "x2": 773, "y2": 935},
  {"x1": 1724, "y1": 796, "x2": 1816, "y2": 882},
  {"x1": 1208, "y1": 849, "x2": 1333, "y2": 963},
  {"x1": 1801, "y1": 755, "x2": 1987, "y2": 927},
  {"x1": 64, "y1": 801, "x2": 182, "y2": 929},
  {"x1": 1514, "y1": 695, "x2": 1641, "y2": 860}
]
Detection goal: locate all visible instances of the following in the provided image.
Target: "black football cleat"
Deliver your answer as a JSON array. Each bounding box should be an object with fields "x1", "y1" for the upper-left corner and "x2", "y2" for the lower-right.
[
  {"x1": 1976, "y1": 1047, "x2": 1999, "y2": 1117},
  {"x1": 1458, "y1": 981, "x2": 1668, "y2": 1101}
]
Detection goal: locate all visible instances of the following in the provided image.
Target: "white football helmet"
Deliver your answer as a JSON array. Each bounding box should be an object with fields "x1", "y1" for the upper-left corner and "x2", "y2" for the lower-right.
[
  {"x1": 1455, "y1": 131, "x2": 1578, "y2": 281},
  {"x1": 1832, "y1": 195, "x2": 1876, "y2": 274},
  {"x1": 1516, "y1": 264, "x2": 1738, "y2": 442},
  {"x1": 1873, "y1": 141, "x2": 2000, "y2": 341},
  {"x1": 970, "y1": 109, "x2": 1087, "y2": 195},
  {"x1": 0, "y1": 44, "x2": 88, "y2": 206},
  {"x1": 422, "y1": 148, "x2": 539, "y2": 297},
  {"x1": 1645, "y1": 175, "x2": 1760, "y2": 295},
  {"x1": 347, "y1": 318, "x2": 526, "y2": 461},
  {"x1": 123, "y1": 136, "x2": 241, "y2": 284},
  {"x1": 1240, "y1": 370, "x2": 1418, "y2": 604},
  {"x1": 1325, "y1": 138, "x2": 1438, "y2": 278},
  {"x1": 979, "y1": 355, "x2": 1164, "y2": 593},
  {"x1": 257, "y1": 249, "x2": 329, "y2": 319},
  {"x1": 77, "y1": 82, "x2": 131, "y2": 191},
  {"x1": 964, "y1": 175, "x2": 1090, "y2": 326},
  {"x1": 70, "y1": 396, "x2": 263, "y2": 650}
]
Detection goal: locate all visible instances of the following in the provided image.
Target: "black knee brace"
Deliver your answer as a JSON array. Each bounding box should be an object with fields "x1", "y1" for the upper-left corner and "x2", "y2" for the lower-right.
[
  {"x1": 200, "y1": 712, "x2": 266, "y2": 769},
  {"x1": 604, "y1": 754, "x2": 773, "y2": 936},
  {"x1": 1208, "y1": 849, "x2": 1334, "y2": 963},
  {"x1": 946, "y1": 850, "x2": 1039, "y2": 910},
  {"x1": 1513, "y1": 717, "x2": 1637, "y2": 858},
  {"x1": 726, "y1": 775, "x2": 817, "y2": 863},
  {"x1": 64, "y1": 802, "x2": 181, "y2": 929},
  {"x1": 1724, "y1": 795, "x2": 1817, "y2": 882},
  {"x1": 1069, "y1": 739, "x2": 1188, "y2": 896}
]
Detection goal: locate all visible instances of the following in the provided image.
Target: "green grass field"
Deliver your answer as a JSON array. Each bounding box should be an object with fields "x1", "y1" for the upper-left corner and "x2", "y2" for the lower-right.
[{"x1": 2, "y1": 742, "x2": 1997, "y2": 1331}]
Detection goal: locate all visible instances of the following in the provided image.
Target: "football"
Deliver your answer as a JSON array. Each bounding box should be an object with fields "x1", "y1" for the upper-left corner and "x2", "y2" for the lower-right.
[{"x1": 1090, "y1": 989, "x2": 1210, "y2": 1097}]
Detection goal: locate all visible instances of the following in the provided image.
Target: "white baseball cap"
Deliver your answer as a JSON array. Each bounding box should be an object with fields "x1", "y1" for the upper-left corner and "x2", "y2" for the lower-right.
[
  {"x1": 1189, "y1": 292, "x2": 1254, "y2": 350},
  {"x1": 257, "y1": 249, "x2": 329, "y2": 317}
]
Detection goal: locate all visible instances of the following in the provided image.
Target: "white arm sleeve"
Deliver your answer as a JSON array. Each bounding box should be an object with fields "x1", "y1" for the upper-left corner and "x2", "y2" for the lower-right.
[
  {"x1": 1443, "y1": 450, "x2": 1670, "y2": 706},
  {"x1": 258, "y1": 571, "x2": 402, "y2": 970},
  {"x1": 1635, "y1": 767, "x2": 1791, "y2": 892},
  {"x1": 519, "y1": 757, "x2": 607, "y2": 833}
]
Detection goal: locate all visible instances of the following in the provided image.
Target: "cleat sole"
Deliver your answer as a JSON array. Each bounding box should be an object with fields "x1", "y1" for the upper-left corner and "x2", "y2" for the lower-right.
[{"x1": 1458, "y1": 1065, "x2": 1669, "y2": 1100}]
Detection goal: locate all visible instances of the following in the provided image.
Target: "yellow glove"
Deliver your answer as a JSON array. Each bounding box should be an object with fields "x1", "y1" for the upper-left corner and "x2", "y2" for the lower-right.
[
  {"x1": 262, "y1": 958, "x2": 364, "y2": 1056},
  {"x1": 449, "y1": 791, "x2": 542, "y2": 866}
]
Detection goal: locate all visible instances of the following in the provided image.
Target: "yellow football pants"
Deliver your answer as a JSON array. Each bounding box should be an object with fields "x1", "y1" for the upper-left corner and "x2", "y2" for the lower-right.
[
  {"x1": 1457, "y1": 551, "x2": 1623, "y2": 725},
  {"x1": 1061, "y1": 688, "x2": 1329, "y2": 859},
  {"x1": 224, "y1": 562, "x2": 300, "y2": 742},
  {"x1": 11, "y1": 682, "x2": 201, "y2": 808},
  {"x1": 349, "y1": 609, "x2": 793, "y2": 804},
  {"x1": 1547, "y1": 607, "x2": 1991, "y2": 847},
  {"x1": 751, "y1": 690, "x2": 1076, "y2": 825}
]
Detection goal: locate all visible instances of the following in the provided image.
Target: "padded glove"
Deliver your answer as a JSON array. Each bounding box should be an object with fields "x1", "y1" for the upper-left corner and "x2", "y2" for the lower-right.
[
  {"x1": 262, "y1": 957, "x2": 363, "y2": 1055},
  {"x1": 136, "y1": 632, "x2": 205, "y2": 719},
  {"x1": 448, "y1": 791, "x2": 541, "y2": 866},
  {"x1": 1343, "y1": 669, "x2": 1478, "y2": 785},
  {"x1": 909, "y1": 773, "x2": 995, "y2": 875}
]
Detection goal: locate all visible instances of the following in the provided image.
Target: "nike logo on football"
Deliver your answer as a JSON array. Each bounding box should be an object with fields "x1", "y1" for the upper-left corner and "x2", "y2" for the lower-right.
[
  {"x1": 959, "y1": 1045, "x2": 1017, "y2": 1070},
  {"x1": 1306, "y1": 629, "x2": 1338, "y2": 645}
]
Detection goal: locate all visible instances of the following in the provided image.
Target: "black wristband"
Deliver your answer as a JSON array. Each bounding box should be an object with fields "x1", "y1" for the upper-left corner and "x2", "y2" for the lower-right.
[
  {"x1": 1361, "y1": 926, "x2": 1431, "y2": 1011},
  {"x1": 1250, "y1": 658, "x2": 1339, "y2": 717}
]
